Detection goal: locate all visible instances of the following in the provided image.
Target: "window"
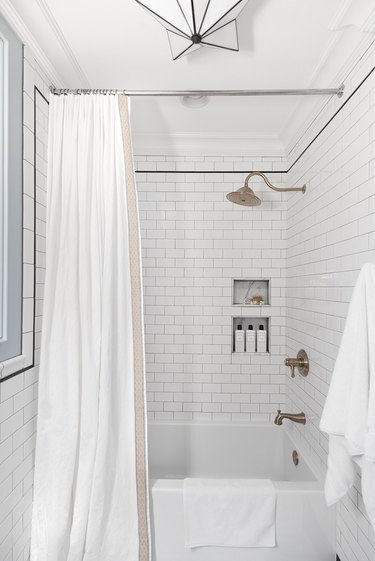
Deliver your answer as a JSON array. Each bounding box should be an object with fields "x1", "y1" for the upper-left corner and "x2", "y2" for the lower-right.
[{"x1": 0, "y1": 14, "x2": 23, "y2": 362}]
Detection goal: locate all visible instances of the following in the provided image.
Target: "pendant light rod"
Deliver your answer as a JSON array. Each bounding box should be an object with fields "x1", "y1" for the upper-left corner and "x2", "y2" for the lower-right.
[{"x1": 50, "y1": 85, "x2": 345, "y2": 98}]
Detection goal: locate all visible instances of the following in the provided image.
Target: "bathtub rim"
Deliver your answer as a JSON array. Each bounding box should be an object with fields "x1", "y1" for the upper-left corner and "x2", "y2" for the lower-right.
[{"x1": 150, "y1": 478, "x2": 325, "y2": 494}]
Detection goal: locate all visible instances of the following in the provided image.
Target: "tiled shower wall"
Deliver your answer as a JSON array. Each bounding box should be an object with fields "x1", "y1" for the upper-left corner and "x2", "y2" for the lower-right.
[
  {"x1": 285, "y1": 43, "x2": 375, "y2": 561},
  {"x1": 0, "y1": 48, "x2": 49, "y2": 561},
  {"x1": 135, "y1": 158, "x2": 288, "y2": 422}
]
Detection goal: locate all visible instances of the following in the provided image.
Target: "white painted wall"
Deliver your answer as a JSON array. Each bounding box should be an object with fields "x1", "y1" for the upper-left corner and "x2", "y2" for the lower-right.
[{"x1": 0, "y1": 47, "x2": 49, "y2": 561}]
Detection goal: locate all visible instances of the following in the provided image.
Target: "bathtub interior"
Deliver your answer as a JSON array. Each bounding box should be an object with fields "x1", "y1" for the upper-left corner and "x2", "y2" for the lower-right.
[
  {"x1": 148, "y1": 423, "x2": 335, "y2": 561},
  {"x1": 148, "y1": 423, "x2": 317, "y2": 482}
]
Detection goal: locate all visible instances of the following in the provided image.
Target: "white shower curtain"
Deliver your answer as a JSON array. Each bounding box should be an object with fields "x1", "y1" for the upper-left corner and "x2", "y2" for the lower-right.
[{"x1": 31, "y1": 94, "x2": 150, "y2": 561}]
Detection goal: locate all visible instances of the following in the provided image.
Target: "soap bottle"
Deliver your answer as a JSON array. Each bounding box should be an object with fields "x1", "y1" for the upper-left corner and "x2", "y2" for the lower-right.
[
  {"x1": 256, "y1": 324, "x2": 267, "y2": 353},
  {"x1": 245, "y1": 324, "x2": 256, "y2": 353},
  {"x1": 234, "y1": 324, "x2": 245, "y2": 353}
]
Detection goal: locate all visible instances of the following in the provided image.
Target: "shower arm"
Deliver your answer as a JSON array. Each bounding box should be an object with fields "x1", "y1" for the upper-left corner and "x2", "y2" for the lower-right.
[{"x1": 244, "y1": 172, "x2": 306, "y2": 193}]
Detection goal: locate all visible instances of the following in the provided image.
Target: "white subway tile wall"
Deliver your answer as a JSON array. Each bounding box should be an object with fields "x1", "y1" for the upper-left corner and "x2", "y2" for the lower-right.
[
  {"x1": 285, "y1": 43, "x2": 375, "y2": 561},
  {"x1": 135, "y1": 158, "x2": 288, "y2": 423},
  {"x1": 0, "y1": 49, "x2": 49, "y2": 561}
]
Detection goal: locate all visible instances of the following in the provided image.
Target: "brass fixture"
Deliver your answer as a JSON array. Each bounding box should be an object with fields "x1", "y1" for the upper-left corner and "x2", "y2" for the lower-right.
[
  {"x1": 274, "y1": 410, "x2": 306, "y2": 425},
  {"x1": 292, "y1": 450, "x2": 299, "y2": 466},
  {"x1": 226, "y1": 171, "x2": 306, "y2": 207},
  {"x1": 285, "y1": 349, "x2": 309, "y2": 378}
]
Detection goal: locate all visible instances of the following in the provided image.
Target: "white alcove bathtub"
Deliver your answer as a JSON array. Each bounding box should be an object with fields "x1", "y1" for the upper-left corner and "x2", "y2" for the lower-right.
[{"x1": 148, "y1": 423, "x2": 335, "y2": 561}]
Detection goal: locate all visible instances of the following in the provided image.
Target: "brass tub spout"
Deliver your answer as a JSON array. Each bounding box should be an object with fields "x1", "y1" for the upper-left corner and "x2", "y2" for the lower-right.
[{"x1": 274, "y1": 410, "x2": 306, "y2": 425}]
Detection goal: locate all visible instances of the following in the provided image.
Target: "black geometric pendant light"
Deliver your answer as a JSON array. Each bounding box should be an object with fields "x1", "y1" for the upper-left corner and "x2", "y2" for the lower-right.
[{"x1": 135, "y1": 0, "x2": 249, "y2": 60}]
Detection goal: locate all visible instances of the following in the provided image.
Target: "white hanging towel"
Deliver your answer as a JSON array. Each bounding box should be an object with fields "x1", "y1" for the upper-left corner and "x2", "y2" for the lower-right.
[
  {"x1": 320, "y1": 262, "x2": 375, "y2": 528},
  {"x1": 183, "y1": 478, "x2": 276, "y2": 548}
]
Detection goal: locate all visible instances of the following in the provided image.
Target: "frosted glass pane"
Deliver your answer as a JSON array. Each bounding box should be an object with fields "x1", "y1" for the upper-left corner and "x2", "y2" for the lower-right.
[
  {"x1": 201, "y1": 0, "x2": 248, "y2": 35},
  {"x1": 167, "y1": 30, "x2": 202, "y2": 59},
  {"x1": 193, "y1": 0, "x2": 211, "y2": 34},
  {"x1": 136, "y1": 0, "x2": 191, "y2": 35},
  {"x1": 176, "y1": 0, "x2": 195, "y2": 34},
  {"x1": 202, "y1": 19, "x2": 238, "y2": 51},
  {"x1": 175, "y1": 42, "x2": 202, "y2": 59}
]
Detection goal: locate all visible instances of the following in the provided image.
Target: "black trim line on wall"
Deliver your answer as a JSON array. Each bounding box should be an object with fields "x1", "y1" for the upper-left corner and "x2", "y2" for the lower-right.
[
  {"x1": 35, "y1": 86, "x2": 49, "y2": 107},
  {"x1": 134, "y1": 64, "x2": 375, "y2": 175},
  {"x1": 0, "y1": 86, "x2": 48, "y2": 384}
]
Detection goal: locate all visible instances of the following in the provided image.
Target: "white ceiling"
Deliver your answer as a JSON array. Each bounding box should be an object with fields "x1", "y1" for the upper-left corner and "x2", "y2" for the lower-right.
[{"x1": 4, "y1": 0, "x2": 375, "y2": 154}]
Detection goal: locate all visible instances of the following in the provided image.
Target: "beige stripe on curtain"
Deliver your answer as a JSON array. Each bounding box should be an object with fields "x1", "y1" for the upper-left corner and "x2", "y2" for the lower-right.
[{"x1": 118, "y1": 95, "x2": 150, "y2": 561}]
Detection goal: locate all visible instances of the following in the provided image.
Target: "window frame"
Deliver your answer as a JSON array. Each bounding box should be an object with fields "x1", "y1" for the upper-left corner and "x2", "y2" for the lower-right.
[{"x1": 0, "y1": 14, "x2": 36, "y2": 383}]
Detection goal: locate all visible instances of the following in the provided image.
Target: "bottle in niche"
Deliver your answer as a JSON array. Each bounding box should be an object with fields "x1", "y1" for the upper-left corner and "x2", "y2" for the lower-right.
[
  {"x1": 245, "y1": 324, "x2": 256, "y2": 353},
  {"x1": 234, "y1": 324, "x2": 245, "y2": 353},
  {"x1": 256, "y1": 324, "x2": 267, "y2": 353}
]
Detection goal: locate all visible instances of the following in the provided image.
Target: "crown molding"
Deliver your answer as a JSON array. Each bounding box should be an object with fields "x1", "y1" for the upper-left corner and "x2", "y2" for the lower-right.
[
  {"x1": 0, "y1": 0, "x2": 90, "y2": 88},
  {"x1": 0, "y1": 0, "x2": 65, "y2": 86},
  {"x1": 329, "y1": 0, "x2": 375, "y2": 33},
  {"x1": 329, "y1": 0, "x2": 356, "y2": 31},
  {"x1": 284, "y1": 33, "x2": 375, "y2": 162},
  {"x1": 132, "y1": 132, "x2": 286, "y2": 157},
  {"x1": 281, "y1": 2, "x2": 375, "y2": 156},
  {"x1": 34, "y1": 0, "x2": 89, "y2": 87}
]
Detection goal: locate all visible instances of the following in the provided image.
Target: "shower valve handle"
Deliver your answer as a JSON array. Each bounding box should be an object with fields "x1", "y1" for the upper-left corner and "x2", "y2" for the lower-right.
[
  {"x1": 284, "y1": 350, "x2": 309, "y2": 378},
  {"x1": 284, "y1": 359, "x2": 297, "y2": 378}
]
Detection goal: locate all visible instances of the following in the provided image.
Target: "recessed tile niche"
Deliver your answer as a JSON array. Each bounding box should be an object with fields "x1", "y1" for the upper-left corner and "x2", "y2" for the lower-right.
[
  {"x1": 232, "y1": 279, "x2": 270, "y2": 306},
  {"x1": 232, "y1": 317, "x2": 270, "y2": 354}
]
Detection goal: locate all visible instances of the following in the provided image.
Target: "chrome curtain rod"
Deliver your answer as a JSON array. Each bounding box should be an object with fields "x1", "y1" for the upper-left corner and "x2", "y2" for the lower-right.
[{"x1": 49, "y1": 85, "x2": 345, "y2": 98}]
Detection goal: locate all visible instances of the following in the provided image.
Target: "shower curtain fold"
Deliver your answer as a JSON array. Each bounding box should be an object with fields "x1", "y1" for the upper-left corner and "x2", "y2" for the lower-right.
[{"x1": 31, "y1": 94, "x2": 150, "y2": 561}]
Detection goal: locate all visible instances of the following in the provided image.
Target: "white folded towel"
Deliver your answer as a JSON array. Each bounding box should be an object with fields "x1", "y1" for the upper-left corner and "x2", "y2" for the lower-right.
[
  {"x1": 320, "y1": 263, "x2": 375, "y2": 528},
  {"x1": 183, "y1": 478, "x2": 276, "y2": 548}
]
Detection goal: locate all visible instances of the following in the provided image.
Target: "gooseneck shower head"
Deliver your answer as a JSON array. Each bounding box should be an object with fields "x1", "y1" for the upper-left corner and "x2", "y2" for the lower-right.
[
  {"x1": 226, "y1": 185, "x2": 261, "y2": 206},
  {"x1": 226, "y1": 171, "x2": 306, "y2": 207}
]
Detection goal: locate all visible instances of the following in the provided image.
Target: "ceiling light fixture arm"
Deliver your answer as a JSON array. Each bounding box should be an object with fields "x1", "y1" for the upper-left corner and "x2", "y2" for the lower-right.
[{"x1": 244, "y1": 171, "x2": 306, "y2": 193}]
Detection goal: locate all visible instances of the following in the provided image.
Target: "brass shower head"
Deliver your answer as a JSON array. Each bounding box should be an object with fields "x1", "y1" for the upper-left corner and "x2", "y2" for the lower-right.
[
  {"x1": 226, "y1": 171, "x2": 306, "y2": 207},
  {"x1": 226, "y1": 185, "x2": 261, "y2": 206}
]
